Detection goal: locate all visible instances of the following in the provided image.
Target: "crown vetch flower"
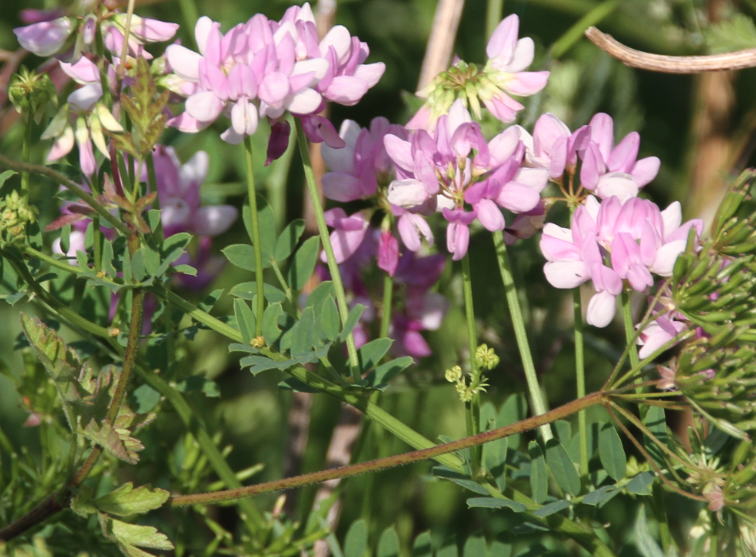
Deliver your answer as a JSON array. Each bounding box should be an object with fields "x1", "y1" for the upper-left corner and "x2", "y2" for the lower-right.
[{"x1": 540, "y1": 195, "x2": 704, "y2": 327}]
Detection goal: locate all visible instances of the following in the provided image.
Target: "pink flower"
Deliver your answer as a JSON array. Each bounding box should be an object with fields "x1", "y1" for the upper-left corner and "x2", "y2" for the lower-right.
[
  {"x1": 320, "y1": 208, "x2": 371, "y2": 263},
  {"x1": 14, "y1": 17, "x2": 74, "y2": 57},
  {"x1": 580, "y1": 113, "x2": 661, "y2": 200},
  {"x1": 518, "y1": 113, "x2": 590, "y2": 179}
]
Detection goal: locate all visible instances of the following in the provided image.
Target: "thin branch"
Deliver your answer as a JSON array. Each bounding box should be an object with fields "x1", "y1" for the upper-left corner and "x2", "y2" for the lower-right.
[
  {"x1": 585, "y1": 26, "x2": 756, "y2": 73},
  {"x1": 171, "y1": 392, "x2": 604, "y2": 506}
]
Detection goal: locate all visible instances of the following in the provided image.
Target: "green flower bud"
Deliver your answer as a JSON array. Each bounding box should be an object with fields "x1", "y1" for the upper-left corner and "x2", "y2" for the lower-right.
[
  {"x1": 475, "y1": 344, "x2": 499, "y2": 370},
  {"x1": 9, "y1": 67, "x2": 58, "y2": 124},
  {"x1": 445, "y1": 365, "x2": 462, "y2": 383}
]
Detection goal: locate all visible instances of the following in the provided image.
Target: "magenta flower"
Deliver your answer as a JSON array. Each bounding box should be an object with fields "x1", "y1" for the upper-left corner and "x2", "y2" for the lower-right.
[
  {"x1": 14, "y1": 17, "x2": 74, "y2": 57},
  {"x1": 320, "y1": 208, "x2": 371, "y2": 264},
  {"x1": 540, "y1": 195, "x2": 703, "y2": 327},
  {"x1": 517, "y1": 113, "x2": 590, "y2": 179}
]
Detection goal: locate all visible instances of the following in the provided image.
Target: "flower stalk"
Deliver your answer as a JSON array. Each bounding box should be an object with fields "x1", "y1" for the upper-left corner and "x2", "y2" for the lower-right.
[
  {"x1": 493, "y1": 230, "x2": 553, "y2": 440},
  {"x1": 461, "y1": 253, "x2": 482, "y2": 473},
  {"x1": 243, "y1": 136, "x2": 266, "y2": 337},
  {"x1": 573, "y1": 288, "x2": 589, "y2": 476},
  {"x1": 295, "y1": 118, "x2": 361, "y2": 382}
]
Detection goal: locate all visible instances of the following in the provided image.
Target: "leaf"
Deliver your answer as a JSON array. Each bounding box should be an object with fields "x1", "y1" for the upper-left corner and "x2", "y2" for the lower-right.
[
  {"x1": 305, "y1": 280, "x2": 335, "y2": 308},
  {"x1": 177, "y1": 376, "x2": 220, "y2": 398},
  {"x1": 466, "y1": 497, "x2": 527, "y2": 512},
  {"x1": 287, "y1": 236, "x2": 320, "y2": 291},
  {"x1": 0, "y1": 170, "x2": 17, "y2": 189},
  {"x1": 599, "y1": 424, "x2": 627, "y2": 481},
  {"x1": 528, "y1": 441, "x2": 548, "y2": 504},
  {"x1": 223, "y1": 244, "x2": 271, "y2": 272},
  {"x1": 234, "y1": 299, "x2": 257, "y2": 345},
  {"x1": 243, "y1": 194, "x2": 277, "y2": 261},
  {"x1": 94, "y1": 482, "x2": 170, "y2": 516},
  {"x1": 277, "y1": 377, "x2": 320, "y2": 393},
  {"x1": 82, "y1": 419, "x2": 143, "y2": 464},
  {"x1": 582, "y1": 485, "x2": 621, "y2": 506},
  {"x1": 243, "y1": 343, "x2": 332, "y2": 375},
  {"x1": 131, "y1": 249, "x2": 146, "y2": 282},
  {"x1": 437, "y1": 544, "x2": 459, "y2": 557},
  {"x1": 627, "y1": 472, "x2": 655, "y2": 495},
  {"x1": 463, "y1": 536, "x2": 486, "y2": 557},
  {"x1": 376, "y1": 527, "x2": 400, "y2": 557},
  {"x1": 707, "y1": 14, "x2": 756, "y2": 53},
  {"x1": 364, "y1": 356, "x2": 414, "y2": 389},
  {"x1": 432, "y1": 466, "x2": 489, "y2": 495},
  {"x1": 533, "y1": 499, "x2": 571, "y2": 517},
  {"x1": 644, "y1": 406, "x2": 668, "y2": 467},
  {"x1": 321, "y1": 296, "x2": 341, "y2": 341},
  {"x1": 230, "y1": 281, "x2": 286, "y2": 303},
  {"x1": 358, "y1": 338, "x2": 392, "y2": 372},
  {"x1": 108, "y1": 518, "x2": 173, "y2": 550},
  {"x1": 275, "y1": 219, "x2": 305, "y2": 262},
  {"x1": 545, "y1": 438, "x2": 581, "y2": 496},
  {"x1": 262, "y1": 303, "x2": 284, "y2": 346},
  {"x1": 130, "y1": 384, "x2": 161, "y2": 414},
  {"x1": 340, "y1": 304, "x2": 366, "y2": 342},
  {"x1": 71, "y1": 486, "x2": 97, "y2": 517},
  {"x1": 634, "y1": 505, "x2": 666, "y2": 557},
  {"x1": 343, "y1": 519, "x2": 368, "y2": 557},
  {"x1": 498, "y1": 393, "x2": 527, "y2": 449},
  {"x1": 412, "y1": 531, "x2": 432, "y2": 557}
]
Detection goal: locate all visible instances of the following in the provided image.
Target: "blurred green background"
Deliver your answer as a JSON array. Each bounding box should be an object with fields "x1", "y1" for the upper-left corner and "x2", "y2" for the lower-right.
[{"x1": 2, "y1": 0, "x2": 755, "y2": 554}]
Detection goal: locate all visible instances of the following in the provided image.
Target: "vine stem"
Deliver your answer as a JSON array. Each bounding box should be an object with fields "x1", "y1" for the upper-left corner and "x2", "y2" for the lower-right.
[
  {"x1": 461, "y1": 254, "x2": 481, "y2": 473},
  {"x1": 294, "y1": 119, "x2": 361, "y2": 382},
  {"x1": 0, "y1": 154, "x2": 133, "y2": 237},
  {"x1": 170, "y1": 392, "x2": 604, "y2": 506},
  {"x1": 492, "y1": 230, "x2": 552, "y2": 440},
  {"x1": 0, "y1": 240, "x2": 144, "y2": 542},
  {"x1": 243, "y1": 136, "x2": 265, "y2": 337},
  {"x1": 573, "y1": 288, "x2": 588, "y2": 476}
]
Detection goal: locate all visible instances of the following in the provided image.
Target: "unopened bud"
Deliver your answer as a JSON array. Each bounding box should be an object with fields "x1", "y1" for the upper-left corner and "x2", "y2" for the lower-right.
[
  {"x1": 445, "y1": 365, "x2": 462, "y2": 383},
  {"x1": 251, "y1": 336, "x2": 265, "y2": 348},
  {"x1": 475, "y1": 344, "x2": 499, "y2": 370}
]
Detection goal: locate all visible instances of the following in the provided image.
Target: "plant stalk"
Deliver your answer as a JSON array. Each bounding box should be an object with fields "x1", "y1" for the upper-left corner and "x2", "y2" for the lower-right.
[
  {"x1": 294, "y1": 119, "x2": 361, "y2": 382},
  {"x1": 379, "y1": 272, "x2": 393, "y2": 339},
  {"x1": 243, "y1": 136, "x2": 266, "y2": 337},
  {"x1": 573, "y1": 288, "x2": 589, "y2": 476},
  {"x1": 492, "y1": 231, "x2": 552, "y2": 440},
  {"x1": 461, "y1": 254, "x2": 482, "y2": 473}
]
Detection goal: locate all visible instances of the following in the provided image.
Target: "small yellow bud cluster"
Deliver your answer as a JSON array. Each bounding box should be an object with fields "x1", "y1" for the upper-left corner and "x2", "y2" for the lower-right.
[
  {"x1": 0, "y1": 190, "x2": 39, "y2": 240},
  {"x1": 475, "y1": 344, "x2": 500, "y2": 370},
  {"x1": 445, "y1": 364, "x2": 489, "y2": 403}
]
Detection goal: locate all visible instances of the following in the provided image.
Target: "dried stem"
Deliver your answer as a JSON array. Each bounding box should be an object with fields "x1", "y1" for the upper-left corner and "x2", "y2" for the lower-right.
[
  {"x1": 585, "y1": 26, "x2": 756, "y2": 73},
  {"x1": 417, "y1": 0, "x2": 466, "y2": 90}
]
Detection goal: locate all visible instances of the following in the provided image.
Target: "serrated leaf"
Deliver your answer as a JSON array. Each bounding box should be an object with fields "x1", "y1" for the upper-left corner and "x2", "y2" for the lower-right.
[
  {"x1": 364, "y1": 356, "x2": 414, "y2": 389},
  {"x1": 321, "y1": 296, "x2": 340, "y2": 341},
  {"x1": 627, "y1": 472, "x2": 655, "y2": 495},
  {"x1": 707, "y1": 14, "x2": 756, "y2": 53},
  {"x1": 343, "y1": 519, "x2": 367, "y2": 557},
  {"x1": 545, "y1": 438, "x2": 581, "y2": 496},
  {"x1": 234, "y1": 299, "x2": 256, "y2": 344},
  {"x1": 358, "y1": 338, "x2": 392, "y2": 372},
  {"x1": 376, "y1": 527, "x2": 400, "y2": 557},
  {"x1": 275, "y1": 219, "x2": 305, "y2": 262},
  {"x1": 82, "y1": 419, "x2": 143, "y2": 464},
  {"x1": 533, "y1": 499, "x2": 571, "y2": 517},
  {"x1": 71, "y1": 486, "x2": 97, "y2": 517},
  {"x1": 223, "y1": 244, "x2": 271, "y2": 272},
  {"x1": 599, "y1": 424, "x2": 627, "y2": 481},
  {"x1": 94, "y1": 483, "x2": 170, "y2": 516},
  {"x1": 465, "y1": 497, "x2": 527, "y2": 512},
  {"x1": 287, "y1": 236, "x2": 320, "y2": 291},
  {"x1": 528, "y1": 441, "x2": 548, "y2": 504},
  {"x1": 108, "y1": 518, "x2": 173, "y2": 550},
  {"x1": 340, "y1": 304, "x2": 366, "y2": 342}
]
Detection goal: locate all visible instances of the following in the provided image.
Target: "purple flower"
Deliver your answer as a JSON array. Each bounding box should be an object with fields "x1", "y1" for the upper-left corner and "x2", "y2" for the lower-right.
[
  {"x1": 320, "y1": 208, "x2": 371, "y2": 264},
  {"x1": 14, "y1": 17, "x2": 74, "y2": 57}
]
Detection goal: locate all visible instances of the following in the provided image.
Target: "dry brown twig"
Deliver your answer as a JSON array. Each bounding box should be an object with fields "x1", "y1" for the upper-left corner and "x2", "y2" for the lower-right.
[{"x1": 585, "y1": 26, "x2": 756, "y2": 73}]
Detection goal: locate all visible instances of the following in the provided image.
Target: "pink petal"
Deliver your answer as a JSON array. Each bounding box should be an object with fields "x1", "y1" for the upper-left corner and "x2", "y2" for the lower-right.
[
  {"x1": 544, "y1": 260, "x2": 589, "y2": 288},
  {"x1": 483, "y1": 93, "x2": 523, "y2": 124},
  {"x1": 589, "y1": 113, "x2": 614, "y2": 162},
  {"x1": 447, "y1": 222, "x2": 470, "y2": 261},
  {"x1": 378, "y1": 231, "x2": 399, "y2": 276},
  {"x1": 586, "y1": 291, "x2": 617, "y2": 328},
  {"x1": 168, "y1": 112, "x2": 209, "y2": 133},
  {"x1": 595, "y1": 172, "x2": 638, "y2": 202},
  {"x1": 259, "y1": 72, "x2": 292, "y2": 107},
  {"x1": 354, "y1": 62, "x2": 385, "y2": 88},
  {"x1": 13, "y1": 18, "x2": 73, "y2": 56},
  {"x1": 486, "y1": 14, "x2": 519, "y2": 61},
  {"x1": 387, "y1": 179, "x2": 430, "y2": 209},
  {"x1": 495, "y1": 181, "x2": 540, "y2": 213},
  {"x1": 476, "y1": 198, "x2": 505, "y2": 231},
  {"x1": 319, "y1": 25, "x2": 351, "y2": 61},
  {"x1": 322, "y1": 172, "x2": 365, "y2": 202},
  {"x1": 324, "y1": 76, "x2": 369, "y2": 106},
  {"x1": 504, "y1": 71, "x2": 549, "y2": 96},
  {"x1": 631, "y1": 156, "x2": 660, "y2": 188},
  {"x1": 186, "y1": 91, "x2": 224, "y2": 123},
  {"x1": 607, "y1": 132, "x2": 639, "y2": 173},
  {"x1": 384, "y1": 134, "x2": 415, "y2": 172}
]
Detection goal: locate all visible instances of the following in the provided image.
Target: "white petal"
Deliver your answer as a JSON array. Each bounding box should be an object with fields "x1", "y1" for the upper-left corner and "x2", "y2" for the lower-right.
[{"x1": 166, "y1": 44, "x2": 202, "y2": 81}]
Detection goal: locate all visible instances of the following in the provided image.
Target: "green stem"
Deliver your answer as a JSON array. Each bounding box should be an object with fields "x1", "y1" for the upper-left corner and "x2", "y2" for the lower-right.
[
  {"x1": 652, "y1": 483, "x2": 673, "y2": 553},
  {"x1": 145, "y1": 152, "x2": 163, "y2": 240},
  {"x1": 170, "y1": 392, "x2": 604, "y2": 506},
  {"x1": 90, "y1": 171, "x2": 102, "y2": 273},
  {"x1": 485, "y1": 0, "x2": 505, "y2": 40},
  {"x1": 243, "y1": 137, "x2": 265, "y2": 338},
  {"x1": 0, "y1": 154, "x2": 133, "y2": 237},
  {"x1": 492, "y1": 231, "x2": 552, "y2": 440},
  {"x1": 550, "y1": 0, "x2": 621, "y2": 59},
  {"x1": 21, "y1": 113, "x2": 31, "y2": 197},
  {"x1": 461, "y1": 254, "x2": 481, "y2": 473},
  {"x1": 294, "y1": 119, "x2": 361, "y2": 382},
  {"x1": 621, "y1": 289, "x2": 640, "y2": 370},
  {"x1": 177, "y1": 0, "x2": 200, "y2": 49},
  {"x1": 379, "y1": 272, "x2": 393, "y2": 339},
  {"x1": 573, "y1": 289, "x2": 588, "y2": 476},
  {"x1": 270, "y1": 258, "x2": 296, "y2": 311}
]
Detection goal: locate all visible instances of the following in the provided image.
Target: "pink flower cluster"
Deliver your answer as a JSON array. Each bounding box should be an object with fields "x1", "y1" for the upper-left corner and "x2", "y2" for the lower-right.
[
  {"x1": 540, "y1": 195, "x2": 703, "y2": 327},
  {"x1": 386, "y1": 100, "x2": 547, "y2": 260},
  {"x1": 166, "y1": 3, "x2": 384, "y2": 149}
]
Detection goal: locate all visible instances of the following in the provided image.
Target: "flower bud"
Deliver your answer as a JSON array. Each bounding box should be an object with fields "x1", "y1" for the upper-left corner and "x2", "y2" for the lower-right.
[
  {"x1": 475, "y1": 344, "x2": 500, "y2": 370},
  {"x1": 445, "y1": 365, "x2": 462, "y2": 383}
]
